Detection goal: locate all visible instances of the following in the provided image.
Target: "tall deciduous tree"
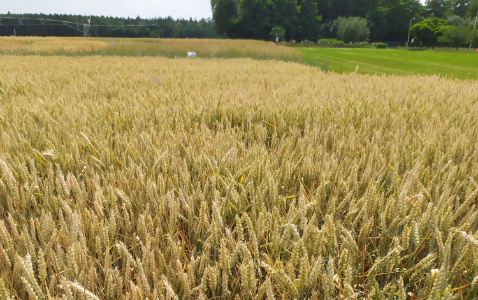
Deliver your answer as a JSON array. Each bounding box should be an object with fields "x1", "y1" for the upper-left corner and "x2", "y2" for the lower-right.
[
  {"x1": 409, "y1": 16, "x2": 448, "y2": 46},
  {"x1": 368, "y1": 7, "x2": 389, "y2": 41},
  {"x1": 348, "y1": 0, "x2": 374, "y2": 17},
  {"x1": 426, "y1": 0, "x2": 453, "y2": 18},
  {"x1": 380, "y1": 0, "x2": 422, "y2": 42},
  {"x1": 211, "y1": 0, "x2": 239, "y2": 35},
  {"x1": 327, "y1": 0, "x2": 349, "y2": 20},
  {"x1": 451, "y1": 0, "x2": 472, "y2": 17},
  {"x1": 208, "y1": 0, "x2": 441, "y2": 42},
  {"x1": 468, "y1": 0, "x2": 478, "y2": 17},
  {"x1": 271, "y1": 0, "x2": 299, "y2": 40},
  {"x1": 297, "y1": 0, "x2": 322, "y2": 41},
  {"x1": 234, "y1": 0, "x2": 272, "y2": 39},
  {"x1": 316, "y1": 0, "x2": 331, "y2": 21}
]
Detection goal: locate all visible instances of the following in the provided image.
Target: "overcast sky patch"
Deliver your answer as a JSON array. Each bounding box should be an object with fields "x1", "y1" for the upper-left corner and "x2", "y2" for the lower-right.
[{"x1": 2, "y1": 0, "x2": 213, "y2": 20}]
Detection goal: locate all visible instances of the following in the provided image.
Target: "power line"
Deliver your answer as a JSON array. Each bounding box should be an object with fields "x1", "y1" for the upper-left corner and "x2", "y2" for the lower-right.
[{"x1": 0, "y1": 16, "x2": 156, "y2": 37}]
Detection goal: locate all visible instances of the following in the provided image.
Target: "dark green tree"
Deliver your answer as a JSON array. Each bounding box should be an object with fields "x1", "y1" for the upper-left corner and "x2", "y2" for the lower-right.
[
  {"x1": 382, "y1": 0, "x2": 423, "y2": 42},
  {"x1": 234, "y1": 0, "x2": 272, "y2": 39},
  {"x1": 0, "y1": 13, "x2": 219, "y2": 38},
  {"x1": 426, "y1": 0, "x2": 453, "y2": 18},
  {"x1": 468, "y1": 0, "x2": 478, "y2": 17},
  {"x1": 327, "y1": 0, "x2": 349, "y2": 20},
  {"x1": 211, "y1": 0, "x2": 239, "y2": 35},
  {"x1": 368, "y1": 7, "x2": 389, "y2": 41},
  {"x1": 349, "y1": 0, "x2": 374, "y2": 17},
  {"x1": 297, "y1": 0, "x2": 322, "y2": 41},
  {"x1": 316, "y1": 0, "x2": 331, "y2": 21},
  {"x1": 271, "y1": 0, "x2": 299, "y2": 40},
  {"x1": 409, "y1": 16, "x2": 448, "y2": 46},
  {"x1": 451, "y1": 0, "x2": 472, "y2": 16}
]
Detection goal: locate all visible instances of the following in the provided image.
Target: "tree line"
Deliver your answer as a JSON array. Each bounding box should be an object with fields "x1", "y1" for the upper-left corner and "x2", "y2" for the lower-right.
[
  {"x1": 2, "y1": 0, "x2": 477, "y2": 48},
  {"x1": 0, "y1": 12, "x2": 219, "y2": 38},
  {"x1": 211, "y1": 0, "x2": 478, "y2": 46}
]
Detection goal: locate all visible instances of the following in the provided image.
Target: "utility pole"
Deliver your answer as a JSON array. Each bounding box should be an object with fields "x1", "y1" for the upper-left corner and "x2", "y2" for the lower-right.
[
  {"x1": 83, "y1": 16, "x2": 91, "y2": 37},
  {"x1": 407, "y1": 17, "x2": 415, "y2": 47},
  {"x1": 470, "y1": 12, "x2": 477, "y2": 52}
]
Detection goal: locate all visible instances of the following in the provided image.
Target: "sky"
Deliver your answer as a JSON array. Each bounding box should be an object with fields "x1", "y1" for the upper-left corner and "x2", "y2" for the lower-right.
[{"x1": 2, "y1": 0, "x2": 213, "y2": 20}]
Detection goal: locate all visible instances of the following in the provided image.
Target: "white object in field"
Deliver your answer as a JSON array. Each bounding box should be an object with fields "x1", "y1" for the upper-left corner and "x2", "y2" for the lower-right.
[
  {"x1": 187, "y1": 52, "x2": 197, "y2": 58},
  {"x1": 276, "y1": 37, "x2": 279, "y2": 43}
]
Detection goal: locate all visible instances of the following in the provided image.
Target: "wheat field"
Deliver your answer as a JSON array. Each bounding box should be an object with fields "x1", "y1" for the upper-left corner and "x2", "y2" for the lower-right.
[
  {"x1": 0, "y1": 55, "x2": 477, "y2": 299},
  {"x1": 0, "y1": 37, "x2": 301, "y2": 61}
]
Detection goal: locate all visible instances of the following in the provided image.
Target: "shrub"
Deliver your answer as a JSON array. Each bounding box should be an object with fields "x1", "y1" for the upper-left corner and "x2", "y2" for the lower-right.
[
  {"x1": 317, "y1": 38, "x2": 345, "y2": 45},
  {"x1": 373, "y1": 42, "x2": 388, "y2": 48},
  {"x1": 333, "y1": 16, "x2": 370, "y2": 43}
]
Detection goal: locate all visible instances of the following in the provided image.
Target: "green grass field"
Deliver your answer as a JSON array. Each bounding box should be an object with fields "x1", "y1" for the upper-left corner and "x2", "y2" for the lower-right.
[{"x1": 300, "y1": 47, "x2": 478, "y2": 79}]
